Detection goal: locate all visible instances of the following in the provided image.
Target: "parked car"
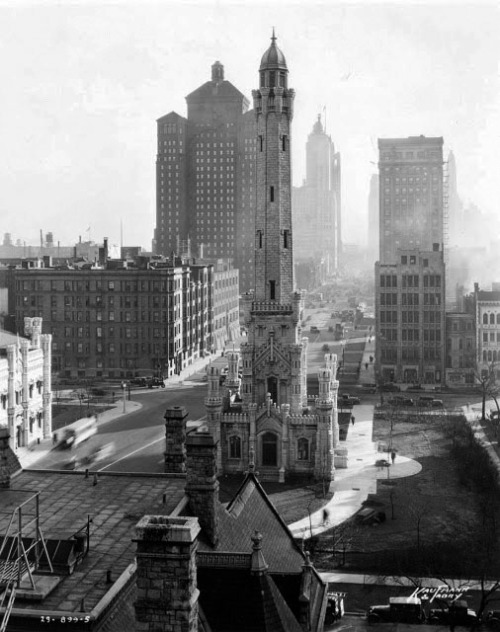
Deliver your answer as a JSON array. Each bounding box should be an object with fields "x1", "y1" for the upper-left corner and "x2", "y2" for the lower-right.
[
  {"x1": 431, "y1": 399, "x2": 444, "y2": 408},
  {"x1": 417, "y1": 396, "x2": 434, "y2": 407},
  {"x1": 355, "y1": 507, "x2": 386, "y2": 525},
  {"x1": 368, "y1": 597, "x2": 424, "y2": 624},
  {"x1": 485, "y1": 610, "x2": 500, "y2": 629},
  {"x1": 147, "y1": 377, "x2": 165, "y2": 389},
  {"x1": 341, "y1": 393, "x2": 360, "y2": 405},
  {"x1": 429, "y1": 601, "x2": 477, "y2": 627},
  {"x1": 380, "y1": 382, "x2": 401, "y2": 392},
  {"x1": 388, "y1": 396, "x2": 414, "y2": 407},
  {"x1": 130, "y1": 377, "x2": 148, "y2": 387}
]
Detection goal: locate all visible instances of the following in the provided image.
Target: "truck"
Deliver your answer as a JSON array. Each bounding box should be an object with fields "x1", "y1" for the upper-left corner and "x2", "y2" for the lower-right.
[
  {"x1": 368, "y1": 597, "x2": 425, "y2": 624},
  {"x1": 59, "y1": 415, "x2": 98, "y2": 449}
]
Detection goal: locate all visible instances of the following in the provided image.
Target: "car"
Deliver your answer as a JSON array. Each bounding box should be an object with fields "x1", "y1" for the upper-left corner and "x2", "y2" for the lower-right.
[
  {"x1": 431, "y1": 399, "x2": 444, "y2": 408},
  {"x1": 147, "y1": 377, "x2": 165, "y2": 388},
  {"x1": 380, "y1": 382, "x2": 401, "y2": 392},
  {"x1": 130, "y1": 377, "x2": 148, "y2": 387},
  {"x1": 485, "y1": 610, "x2": 500, "y2": 629},
  {"x1": 355, "y1": 507, "x2": 386, "y2": 525},
  {"x1": 388, "y1": 396, "x2": 414, "y2": 407},
  {"x1": 429, "y1": 601, "x2": 477, "y2": 627},
  {"x1": 341, "y1": 393, "x2": 361, "y2": 405},
  {"x1": 368, "y1": 597, "x2": 424, "y2": 624}
]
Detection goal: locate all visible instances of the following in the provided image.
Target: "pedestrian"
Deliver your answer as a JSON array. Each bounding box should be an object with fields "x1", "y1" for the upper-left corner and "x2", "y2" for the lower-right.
[
  {"x1": 52, "y1": 433, "x2": 58, "y2": 445},
  {"x1": 351, "y1": 415, "x2": 355, "y2": 426},
  {"x1": 323, "y1": 508, "x2": 330, "y2": 525},
  {"x1": 391, "y1": 450, "x2": 396, "y2": 464},
  {"x1": 365, "y1": 362, "x2": 368, "y2": 370}
]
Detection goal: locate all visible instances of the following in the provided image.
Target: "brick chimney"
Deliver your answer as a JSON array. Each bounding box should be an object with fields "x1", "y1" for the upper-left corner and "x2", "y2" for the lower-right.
[
  {"x1": 134, "y1": 516, "x2": 200, "y2": 632},
  {"x1": 0, "y1": 426, "x2": 21, "y2": 488},
  {"x1": 164, "y1": 406, "x2": 188, "y2": 473},
  {"x1": 186, "y1": 430, "x2": 219, "y2": 547}
]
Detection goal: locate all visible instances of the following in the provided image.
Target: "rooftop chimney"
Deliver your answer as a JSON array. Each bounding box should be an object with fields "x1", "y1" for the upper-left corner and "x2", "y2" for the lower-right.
[
  {"x1": 164, "y1": 406, "x2": 188, "y2": 473},
  {"x1": 186, "y1": 430, "x2": 219, "y2": 547},
  {"x1": 211, "y1": 61, "x2": 224, "y2": 83},
  {"x1": 134, "y1": 516, "x2": 200, "y2": 632}
]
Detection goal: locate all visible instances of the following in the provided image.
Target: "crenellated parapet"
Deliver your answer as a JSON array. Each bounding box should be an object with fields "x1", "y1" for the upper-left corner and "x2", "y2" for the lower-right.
[
  {"x1": 220, "y1": 413, "x2": 250, "y2": 425},
  {"x1": 289, "y1": 414, "x2": 318, "y2": 425}
]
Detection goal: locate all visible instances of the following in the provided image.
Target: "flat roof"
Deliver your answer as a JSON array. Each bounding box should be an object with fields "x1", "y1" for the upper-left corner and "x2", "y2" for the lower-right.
[{"x1": 1, "y1": 470, "x2": 185, "y2": 613}]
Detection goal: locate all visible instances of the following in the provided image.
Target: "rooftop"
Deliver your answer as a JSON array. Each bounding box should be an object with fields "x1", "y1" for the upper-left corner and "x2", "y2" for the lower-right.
[{"x1": 1, "y1": 470, "x2": 185, "y2": 614}]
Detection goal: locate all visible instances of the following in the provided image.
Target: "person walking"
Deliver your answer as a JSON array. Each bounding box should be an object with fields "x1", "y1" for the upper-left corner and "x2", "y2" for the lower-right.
[
  {"x1": 391, "y1": 450, "x2": 396, "y2": 464},
  {"x1": 351, "y1": 415, "x2": 355, "y2": 426}
]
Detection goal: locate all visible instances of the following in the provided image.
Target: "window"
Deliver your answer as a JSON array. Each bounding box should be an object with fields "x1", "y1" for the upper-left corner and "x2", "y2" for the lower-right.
[
  {"x1": 269, "y1": 280, "x2": 276, "y2": 300},
  {"x1": 282, "y1": 135, "x2": 287, "y2": 151},
  {"x1": 270, "y1": 186, "x2": 274, "y2": 202},
  {"x1": 490, "y1": 314, "x2": 496, "y2": 325},
  {"x1": 229, "y1": 435, "x2": 241, "y2": 459},
  {"x1": 483, "y1": 314, "x2": 489, "y2": 325},
  {"x1": 401, "y1": 256, "x2": 407, "y2": 265},
  {"x1": 284, "y1": 230, "x2": 289, "y2": 248},
  {"x1": 297, "y1": 438, "x2": 309, "y2": 461},
  {"x1": 259, "y1": 135, "x2": 263, "y2": 151}
]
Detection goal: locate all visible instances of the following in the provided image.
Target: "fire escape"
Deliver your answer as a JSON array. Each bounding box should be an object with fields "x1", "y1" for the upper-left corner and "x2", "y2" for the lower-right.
[{"x1": 0, "y1": 491, "x2": 53, "y2": 632}]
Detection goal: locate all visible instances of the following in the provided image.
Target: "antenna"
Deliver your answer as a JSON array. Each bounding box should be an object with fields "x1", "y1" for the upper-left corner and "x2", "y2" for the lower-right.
[{"x1": 120, "y1": 219, "x2": 123, "y2": 250}]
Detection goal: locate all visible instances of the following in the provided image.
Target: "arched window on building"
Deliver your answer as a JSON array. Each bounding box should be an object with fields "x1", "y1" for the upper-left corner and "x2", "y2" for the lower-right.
[
  {"x1": 488, "y1": 350, "x2": 493, "y2": 362},
  {"x1": 497, "y1": 313, "x2": 500, "y2": 325},
  {"x1": 297, "y1": 438, "x2": 309, "y2": 461},
  {"x1": 229, "y1": 435, "x2": 241, "y2": 459},
  {"x1": 483, "y1": 350, "x2": 488, "y2": 362},
  {"x1": 261, "y1": 432, "x2": 278, "y2": 466},
  {"x1": 491, "y1": 313, "x2": 496, "y2": 325},
  {"x1": 494, "y1": 350, "x2": 498, "y2": 362},
  {"x1": 483, "y1": 313, "x2": 489, "y2": 325}
]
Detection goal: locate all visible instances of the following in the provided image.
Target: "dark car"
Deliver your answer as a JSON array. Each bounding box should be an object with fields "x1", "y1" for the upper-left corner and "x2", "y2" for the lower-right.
[
  {"x1": 429, "y1": 601, "x2": 477, "y2": 627},
  {"x1": 341, "y1": 393, "x2": 361, "y2": 405},
  {"x1": 485, "y1": 610, "x2": 500, "y2": 629},
  {"x1": 380, "y1": 382, "x2": 401, "y2": 392},
  {"x1": 147, "y1": 377, "x2": 165, "y2": 388},
  {"x1": 355, "y1": 506, "x2": 386, "y2": 525},
  {"x1": 130, "y1": 377, "x2": 148, "y2": 387},
  {"x1": 388, "y1": 396, "x2": 414, "y2": 407},
  {"x1": 368, "y1": 597, "x2": 424, "y2": 624}
]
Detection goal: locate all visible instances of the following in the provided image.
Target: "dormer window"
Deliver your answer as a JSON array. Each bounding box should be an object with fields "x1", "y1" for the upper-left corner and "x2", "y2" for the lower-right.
[{"x1": 269, "y1": 71, "x2": 276, "y2": 87}]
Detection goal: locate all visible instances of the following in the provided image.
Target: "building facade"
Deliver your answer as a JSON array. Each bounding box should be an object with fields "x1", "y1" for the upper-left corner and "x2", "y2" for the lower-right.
[
  {"x1": 375, "y1": 136, "x2": 446, "y2": 385},
  {"x1": 4, "y1": 256, "x2": 241, "y2": 380},
  {"x1": 474, "y1": 283, "x2": 500, "y2": 380},
  {"x1": 204, "y1": 33, "x2": 346, "y2": 483},
  {"x1": 445, "y1": 312, "x2": 476, "y2": 386},
  {"x1": 153, "y1": 62, "x2": 257, "y2": 292},
  {"x1": 292, "y1": 115, "x2": 341, "y2": 277},
  {"x1": 0, "y1": 318, "x2": 52, "y2": 452},
  {"x1": 375, "y1": 249, "x2": 446, "y2": 384}
]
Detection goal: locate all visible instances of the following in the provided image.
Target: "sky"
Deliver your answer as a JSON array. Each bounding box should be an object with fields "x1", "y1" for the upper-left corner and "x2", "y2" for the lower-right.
[{"x1": 1, "y1": 0, "x2": 499, "y2": 250}]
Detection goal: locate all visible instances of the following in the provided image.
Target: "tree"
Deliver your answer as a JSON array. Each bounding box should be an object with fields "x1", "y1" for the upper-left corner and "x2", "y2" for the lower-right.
[{"x1": 476, "y1": 361, "x2": 499, "y2": 421}]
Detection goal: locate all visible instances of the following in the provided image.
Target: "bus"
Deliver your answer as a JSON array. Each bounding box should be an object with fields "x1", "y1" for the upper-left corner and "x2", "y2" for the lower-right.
[{"x1": 60, "y1": 415, "x2": 98, "y2": 449}]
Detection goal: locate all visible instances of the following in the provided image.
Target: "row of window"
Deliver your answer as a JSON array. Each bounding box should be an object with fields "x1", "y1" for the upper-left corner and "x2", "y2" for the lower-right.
[
  {"x1": 228, "y1": 435, "x2": 310, "y2": 461},
  {"x1": 481, "y1": 313, "x2": 500, "y2": 325}
]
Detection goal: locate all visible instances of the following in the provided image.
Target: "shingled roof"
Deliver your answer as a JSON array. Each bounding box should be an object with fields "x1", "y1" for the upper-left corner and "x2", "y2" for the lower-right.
[{"x1": 197, "y1": 471, "x2": 305, "y2": 574}]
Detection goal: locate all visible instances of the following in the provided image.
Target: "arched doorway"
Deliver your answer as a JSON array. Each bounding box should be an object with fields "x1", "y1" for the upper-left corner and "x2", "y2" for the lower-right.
[
  {"x1": 261, "y1": 432, "x2": 278, "y2": 467},
  {"x1": 267, "y1": 377, "x2": 278, "y2": 404}
]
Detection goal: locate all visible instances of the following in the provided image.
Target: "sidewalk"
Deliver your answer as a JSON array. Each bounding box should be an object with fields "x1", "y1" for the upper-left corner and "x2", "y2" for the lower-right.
[{"x1": 287, "y1": 404, "x2": 422, "y2": 539}]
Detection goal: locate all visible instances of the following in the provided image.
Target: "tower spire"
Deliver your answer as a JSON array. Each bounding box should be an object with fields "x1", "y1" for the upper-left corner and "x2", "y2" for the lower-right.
[{"x1": 271, "y1": 27, "x2": 276, "y2": 44}]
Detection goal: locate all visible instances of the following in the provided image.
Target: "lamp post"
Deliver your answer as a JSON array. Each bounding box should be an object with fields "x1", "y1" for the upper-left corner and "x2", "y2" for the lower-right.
[{"x1": 121, "y1": 381, "x2": 127, "y2": 413}]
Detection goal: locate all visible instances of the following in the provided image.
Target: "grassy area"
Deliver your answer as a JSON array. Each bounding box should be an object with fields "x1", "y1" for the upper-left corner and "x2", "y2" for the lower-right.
[{"x1": 311, "y1": 413, "x2": 500, "y2": 579}]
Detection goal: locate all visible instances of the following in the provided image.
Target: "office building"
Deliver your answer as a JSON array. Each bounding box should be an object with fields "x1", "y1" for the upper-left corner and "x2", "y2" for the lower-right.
[
  {"x1": 474, "y1": 283, "x2": 500, "y2": 380},
  {"x1": 375, "y1": 136, "x2": 446, "y2": 384},
  {"x1": 293, "y1": 115, "x2": 341, "y2": 277},
  {"x1": 153, "y1": 62, "x2": 257, "y2": 292}
]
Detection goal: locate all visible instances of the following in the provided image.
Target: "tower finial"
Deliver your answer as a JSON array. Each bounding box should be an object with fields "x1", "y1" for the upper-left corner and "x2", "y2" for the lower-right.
[{"x1": 271, "y1": 27, "x2": 276, "y2": 44}]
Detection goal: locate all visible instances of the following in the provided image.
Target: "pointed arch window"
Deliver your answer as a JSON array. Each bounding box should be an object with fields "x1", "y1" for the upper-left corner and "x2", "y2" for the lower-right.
[
  {"x1": 490, "y1": 313, "x2": 495, "y2": 325},
  {"x1": 483, "y1": 313, "x2": 488, "y2": 325},
  {"x1": 298, "y1": 438, "x2": 309, "y2": 461},
  {"x1": 269, "y1": 71, "x2": 276, "y2": 87},
  {"x1": 229, "y1": 435, "x2": 242, "y2": 459},
  {"x1": 270, "y1": 186, "x2": 275, "y2": 202}
]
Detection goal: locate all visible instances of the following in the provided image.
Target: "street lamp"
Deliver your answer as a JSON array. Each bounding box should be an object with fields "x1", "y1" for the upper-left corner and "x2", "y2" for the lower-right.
[{"x1": 121, "y1": 381, "x2": 127, "y2": 414}]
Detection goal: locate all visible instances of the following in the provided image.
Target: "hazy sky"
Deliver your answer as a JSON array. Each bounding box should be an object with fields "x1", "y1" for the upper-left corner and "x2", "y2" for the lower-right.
[{"x1": 1, "y1": 0, "x2": 499, "y2": 249}]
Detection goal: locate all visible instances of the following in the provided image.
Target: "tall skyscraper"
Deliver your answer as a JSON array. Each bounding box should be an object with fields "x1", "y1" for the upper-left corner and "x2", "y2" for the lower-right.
[
  {"x1": 292, "y1": 115, "x2": 341, "y2": 276},
  {"x1": 367, "y1": 173, "x2": 379, "y2": 263},
  {"x1": 375, "y1": 136, "x2": 446, "y2": 385},
  {"x1": 153, "y1": 62, "x2": 257, "y2": 291}
]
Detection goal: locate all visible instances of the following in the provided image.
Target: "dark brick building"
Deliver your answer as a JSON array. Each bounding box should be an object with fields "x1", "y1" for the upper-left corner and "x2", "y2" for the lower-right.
[{"x1": 153, "y1": 62, "x2": 257, "y2": 292}]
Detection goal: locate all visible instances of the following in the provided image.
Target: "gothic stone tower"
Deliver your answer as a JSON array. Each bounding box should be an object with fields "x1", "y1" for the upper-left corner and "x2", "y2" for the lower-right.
[{"x1": 240, "y1": 31, "x2": 307, "y2": 416}]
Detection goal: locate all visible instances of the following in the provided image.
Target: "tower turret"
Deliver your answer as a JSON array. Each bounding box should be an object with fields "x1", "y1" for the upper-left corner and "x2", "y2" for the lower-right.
[{"x1": 252, "y1": 30, "x2": 295, "y2": 302}]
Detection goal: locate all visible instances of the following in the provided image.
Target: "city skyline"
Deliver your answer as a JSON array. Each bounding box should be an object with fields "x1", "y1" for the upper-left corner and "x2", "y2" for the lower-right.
[{"x1": 1, "y1": 0, "x2": 498, "y2": 250}]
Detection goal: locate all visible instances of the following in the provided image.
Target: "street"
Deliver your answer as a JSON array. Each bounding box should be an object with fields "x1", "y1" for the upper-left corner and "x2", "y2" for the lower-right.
[{"x1": 34, "y1": 381, "x2": 208, "y2": 473}]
